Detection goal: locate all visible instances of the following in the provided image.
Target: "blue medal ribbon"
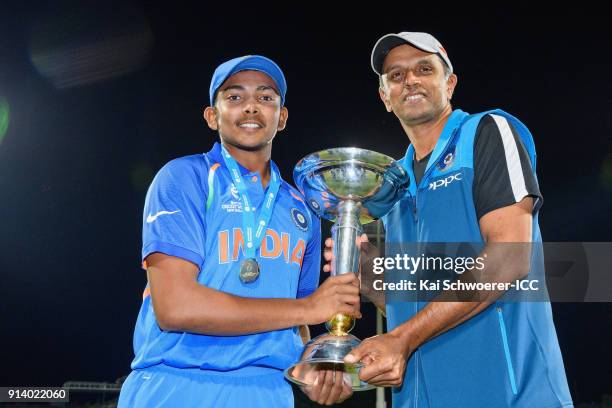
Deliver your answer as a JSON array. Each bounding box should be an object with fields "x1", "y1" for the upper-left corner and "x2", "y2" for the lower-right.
[{"x1": 220, "y1": 145, "x2": 282, "y2": 260}]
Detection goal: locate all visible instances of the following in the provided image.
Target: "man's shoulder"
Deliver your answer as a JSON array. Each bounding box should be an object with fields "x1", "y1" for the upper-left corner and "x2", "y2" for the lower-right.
[
  {"x1": 462, "y1": 109, "x2": 515, "y2": 129},
  {"x1": 458, "y1": 109, "x2": 525, "y2": 146},
  {"x1": 464, "y1": 109, "x2": 529, "y2": 135},
  {"x1": 149, "y1": 154, "x2": 213, "y2": 195},
  {"x1": 279, "y1": 181, "x2": 309, "y2": 208},
  {"x1": 158, "y1": 153, "x2": 212, "y2": 178},
  {"x1": 280, "y1": 180, "x2": 301, "y2": 196},
  {"x1": 278, "y1": 182, "x2": 320, "y2": 226},
  {"x1": 474, "y1": 113, "x2": 500, "y2": 135},
  {"x1": 164, "y1": 153, "x2": 207, "y2": 169}
]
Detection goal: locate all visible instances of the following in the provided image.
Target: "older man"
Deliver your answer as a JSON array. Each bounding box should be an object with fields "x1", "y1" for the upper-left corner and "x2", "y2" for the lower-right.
[{"x1": 334, "y1": 32, "x2": 572, "y2": 407}]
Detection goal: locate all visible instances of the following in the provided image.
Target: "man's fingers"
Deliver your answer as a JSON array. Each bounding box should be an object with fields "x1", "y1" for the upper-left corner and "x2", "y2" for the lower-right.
[
  {"x1": 301, "y1": 372, "x2": 322, "y2": 401},
  {"x1": 338, "y1": 293, "x2": 360, "y2": 305},
  {"x1": 335, "y1": 273, "x2": 360, "y2": 285},
  {"x1": 317, "y1": 370, "x2": 334, "y2": 404},
  {"x1": 339, "y1": 305, "x2": 362, "y2": 319},
  {"x1": 361, "y1": 355, "x2": 375, "y2": 365},
  {"x1": 321, "y1": 274, "x2": 349, "y2": 287},
  {"x1": 367, "y1": 380, "x2": 395, "y2": 387},
  {"x1": 335, "y1": 282, "x2": 360, "y2": 296},
  {"x1": 337, "y1": 380, "x2": 353, "y2": 403},
  {"x1": 363, "y1": 370, "x2": 402, "y2": 387},
  {"x1": 357, "y1": 233, "x2": 369, "y2": 247},
  {"x1": 323, "y1": 248, "x2": 333, "y2": 261},
  {"x1": 308, "y1": 371, "x2": 325, "y2": 404},
  {"x1": 305, "y1": 370, "x2": 353, "y2": 405},
  {"x1": 325, "y1": 237, "x2": 333, "y2": 248},
  {"x1": 324, "y1": 371, "x2": 343, "y2": 405},
  {"x1": 344, "y1": 341, "x2": 372, "y2": 364},
  {"x1": 358, "y1": 357, "x2": 393, "y2": 382}
]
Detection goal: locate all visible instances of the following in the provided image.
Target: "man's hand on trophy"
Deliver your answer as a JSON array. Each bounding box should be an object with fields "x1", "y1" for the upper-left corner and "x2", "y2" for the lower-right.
[
  {"x1": 300, "y1": 370, "x2": 353, "y2": 405},
  {"x1": 323, "y1": 234, "x2": 380, "y2": 299},
  {"x1": 303, "y1": 273, "x2": 362, "y2": 325},
  {"x1": 344, "y1": 332, "x2": 411, "y2": 387}
]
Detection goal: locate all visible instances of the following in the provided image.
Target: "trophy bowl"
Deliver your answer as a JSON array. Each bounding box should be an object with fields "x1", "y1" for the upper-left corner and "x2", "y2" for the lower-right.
[
  {"x1": 285, "y1": 147, "x2": 409, "y2": 391},
  {"x1": 293, "y1": 147, "x2": 409, "y2": 225}
]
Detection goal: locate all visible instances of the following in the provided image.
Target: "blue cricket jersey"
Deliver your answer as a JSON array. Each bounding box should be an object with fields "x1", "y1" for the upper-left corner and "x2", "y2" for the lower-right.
[
  {"x1": 382, "y1": 110, "x2": 572, "y2": 407},
  {"x1": 131, "y1": 142, "x2": 321, "y2": 372}
]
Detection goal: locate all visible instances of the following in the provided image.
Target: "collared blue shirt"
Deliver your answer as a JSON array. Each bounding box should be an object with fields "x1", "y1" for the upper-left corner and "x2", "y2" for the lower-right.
[{"x1": 131, "y1": 142, "x2": 321, "y2": 372}]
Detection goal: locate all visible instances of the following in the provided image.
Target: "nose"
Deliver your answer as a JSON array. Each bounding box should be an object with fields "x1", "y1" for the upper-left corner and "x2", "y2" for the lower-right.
[
  {"x1": 404, "y1": 70, "x2": 420, "y2": 87},
  {"x1": 244, "y1": 97, "x2": 259, "y2": 115}
]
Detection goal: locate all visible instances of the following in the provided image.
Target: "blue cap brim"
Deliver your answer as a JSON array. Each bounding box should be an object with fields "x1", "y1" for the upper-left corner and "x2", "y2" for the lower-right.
[{"x1": 209, "y1": 55, "x2": 287, "y2": 106}]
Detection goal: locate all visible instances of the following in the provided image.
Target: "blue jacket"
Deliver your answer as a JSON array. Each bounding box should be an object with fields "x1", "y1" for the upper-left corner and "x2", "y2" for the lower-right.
[{"x1": 382, "y1": 109, "x2": 572, "y2": 408}]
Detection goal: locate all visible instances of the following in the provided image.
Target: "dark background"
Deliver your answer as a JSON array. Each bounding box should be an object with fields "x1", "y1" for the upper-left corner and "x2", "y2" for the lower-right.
[{"x1": 1, "y1": 2, "x2": 611, "y2": 406}]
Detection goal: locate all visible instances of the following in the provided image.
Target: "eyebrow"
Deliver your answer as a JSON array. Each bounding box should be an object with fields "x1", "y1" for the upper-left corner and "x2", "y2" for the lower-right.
[
  {"x1": 221, "y1": 85, "x2": 245, "y2": 92},
  {"x1": 383, "y1": 57, "x2": 437, "y2": 74},
  {"x1": 221, "y1": 85, "x2": 279, "y2": 94},
  {"x1": 257, "y1": 85, "x2": 279, "y2": 94}
]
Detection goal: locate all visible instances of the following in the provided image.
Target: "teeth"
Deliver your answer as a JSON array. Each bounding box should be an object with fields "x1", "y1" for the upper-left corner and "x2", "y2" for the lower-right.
[
  {"x1": 407, "y1": 94, "x2": 424, "y2": 101},
  {"x1": 239, "y1": 123, "x2": 261, "y2": 128}
]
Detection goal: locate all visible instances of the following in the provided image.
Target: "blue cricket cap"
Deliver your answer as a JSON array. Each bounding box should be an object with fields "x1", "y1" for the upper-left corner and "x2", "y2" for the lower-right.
[{"x1": 209, "y1": 55, "x2": 287, "y2": 106}]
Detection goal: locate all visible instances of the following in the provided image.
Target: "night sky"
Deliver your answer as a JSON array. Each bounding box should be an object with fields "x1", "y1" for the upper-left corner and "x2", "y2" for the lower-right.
[{"x1": 1, "y1": 2, "x2": 611, "y2": 405}]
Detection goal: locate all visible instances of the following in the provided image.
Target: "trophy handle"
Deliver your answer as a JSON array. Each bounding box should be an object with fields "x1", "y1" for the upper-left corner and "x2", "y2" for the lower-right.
[{"x1": 326, "y1": 200, "x2": 362, "y2": 335}]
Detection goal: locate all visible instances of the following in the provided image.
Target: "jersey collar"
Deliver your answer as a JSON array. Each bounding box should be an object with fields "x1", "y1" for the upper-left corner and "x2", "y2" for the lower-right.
[
  {"x1": 400, "y1": 109, "x2": 468, "y2": 190},
  {"x1": 207, "y1": 141, "x2": 274, "y2": 177}
]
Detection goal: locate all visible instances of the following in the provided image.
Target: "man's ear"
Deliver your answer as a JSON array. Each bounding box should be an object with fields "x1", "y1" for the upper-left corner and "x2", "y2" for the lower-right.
[
  {"x1": 277, "y1": 106, "x2": 289, "y2": 131},
  {"x1": 447, "y1": 74, "x2": 458, "y2": 100},
  {"x1": 203, "y1": 106, "x2": 218, "y2": 130},
  {"x1": 379, "y1": 87, "x2": 392, "y2": 113}
]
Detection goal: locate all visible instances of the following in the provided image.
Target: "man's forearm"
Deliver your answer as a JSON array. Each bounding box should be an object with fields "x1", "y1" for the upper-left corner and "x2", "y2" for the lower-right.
[
  {"x1": 147, "y1": 252, "x2": 361, "y2": 337},
  {"x1": 391, "y1": 241, "x2": 531, "y2": 351},
  {"x1": 392, "y1": 300, "x2": 490, "y2": 352},
  {"x1": 153, "y1": 280, "x2": 309, "y2": 335}
]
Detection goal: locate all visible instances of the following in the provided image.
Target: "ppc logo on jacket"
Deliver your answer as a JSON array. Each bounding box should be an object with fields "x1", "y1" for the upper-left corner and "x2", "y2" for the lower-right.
[{"x1": 429, "y1": 172, "x2": 462, "y2": 191}]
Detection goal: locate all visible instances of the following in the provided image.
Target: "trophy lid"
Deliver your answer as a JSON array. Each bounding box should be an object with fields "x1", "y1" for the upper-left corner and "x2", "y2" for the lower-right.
[{"x1": 293, "y1": 147, "x2": 409, "y2": 224}]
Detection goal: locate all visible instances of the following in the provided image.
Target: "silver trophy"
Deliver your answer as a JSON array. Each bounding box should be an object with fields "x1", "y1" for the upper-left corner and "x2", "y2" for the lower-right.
[{"x1": 285, "y1": 148, "x2": 409, "y2": 391}]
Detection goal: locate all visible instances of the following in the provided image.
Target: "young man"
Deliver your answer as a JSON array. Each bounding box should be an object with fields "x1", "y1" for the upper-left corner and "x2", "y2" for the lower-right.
[
  {"x1": 325, "y1": 33, "x2": 572, "y2": 407},
  {"x1": 118, "y1": 55, "x2": 357, "y2": 407}
]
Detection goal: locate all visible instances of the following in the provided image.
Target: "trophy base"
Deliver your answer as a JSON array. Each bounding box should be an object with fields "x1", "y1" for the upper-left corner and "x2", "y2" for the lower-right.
[{"x1": 284, "y1": 334, "x2": 375, "y2": 391}]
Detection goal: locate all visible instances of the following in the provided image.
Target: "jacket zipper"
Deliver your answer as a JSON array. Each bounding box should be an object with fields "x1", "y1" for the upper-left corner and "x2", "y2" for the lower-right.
[
  {"x1": 411, "y1": 128, "x2": 459, "y2": 224},
  {"x1": 410, "y1": 125, "x2": 463, "y2": 406},
  {"x1": 496, "y1": 306, "x2": 518, "y2": 395},
  {"x1": 411, "y1": 195, "x2": 418, "y2": 223}
]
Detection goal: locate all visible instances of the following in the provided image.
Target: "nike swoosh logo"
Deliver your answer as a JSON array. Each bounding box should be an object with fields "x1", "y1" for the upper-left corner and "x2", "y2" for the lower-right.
[{"x1": 146, "y1": 210, "x2": 181, "y2": 223}]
